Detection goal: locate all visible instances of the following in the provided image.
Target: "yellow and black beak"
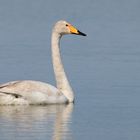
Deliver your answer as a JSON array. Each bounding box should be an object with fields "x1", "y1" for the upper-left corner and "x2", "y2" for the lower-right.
[
  {"x1": 68, "y1": 24, "x2": 87, "y2": 36},
  {"x1": 76, "y1": 30, "x2": 87, "y2": 36}
]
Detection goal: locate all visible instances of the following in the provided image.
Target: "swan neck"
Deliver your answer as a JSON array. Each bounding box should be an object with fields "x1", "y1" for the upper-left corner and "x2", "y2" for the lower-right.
[{"x1": 51, "y1": 32, "x2": 74, "y2": 102}]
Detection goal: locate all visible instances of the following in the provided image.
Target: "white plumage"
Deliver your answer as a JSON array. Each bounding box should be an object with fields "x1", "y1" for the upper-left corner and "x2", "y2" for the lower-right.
[{"x1": 0, "y1": 20, "x2": 86, "y2": 105}]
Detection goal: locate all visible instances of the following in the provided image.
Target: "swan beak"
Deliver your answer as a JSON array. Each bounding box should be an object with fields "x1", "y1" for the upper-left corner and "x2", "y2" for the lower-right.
[
  {"x1": 68, "y1": 24, "x2": 87, "y2": 36},
  {"x1": 77, "y1": 30, "x2": 87, "y2": 36}
]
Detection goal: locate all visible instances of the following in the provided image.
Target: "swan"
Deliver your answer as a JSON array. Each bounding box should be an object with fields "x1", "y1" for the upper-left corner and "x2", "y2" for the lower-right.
[{"x1": 0, "y1": 20, "x2": 86, "y2": 105}]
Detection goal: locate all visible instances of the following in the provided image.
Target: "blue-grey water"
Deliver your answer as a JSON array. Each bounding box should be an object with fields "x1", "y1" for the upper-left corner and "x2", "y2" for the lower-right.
[{"x1": 0, "y1": 0, "x2": 140, "y2": 140}]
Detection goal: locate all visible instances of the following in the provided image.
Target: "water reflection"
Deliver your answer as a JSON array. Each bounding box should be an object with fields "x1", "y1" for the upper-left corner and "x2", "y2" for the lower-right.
[{"x1": 0, "y1": 104, "x2": 73, "y2": 140}]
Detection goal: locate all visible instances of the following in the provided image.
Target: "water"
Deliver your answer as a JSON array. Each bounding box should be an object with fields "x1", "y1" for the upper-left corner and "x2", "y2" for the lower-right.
[
  {"x1": 0, "y1": 0, "x2": 140, "y2": 140},
  {"x1": 0, "y1": 105, "x2": 73, "y2": 140}
]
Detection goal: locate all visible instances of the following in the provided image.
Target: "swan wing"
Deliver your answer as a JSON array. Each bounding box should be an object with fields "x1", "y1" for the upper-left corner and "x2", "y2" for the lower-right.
[{"x1": 0, "y1": 80, "x2": 68, "y2": 105}]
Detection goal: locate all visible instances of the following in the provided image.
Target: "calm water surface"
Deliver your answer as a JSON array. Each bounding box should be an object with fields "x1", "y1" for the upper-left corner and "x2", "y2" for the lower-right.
[
  {"x1": 0, "y1": 104, "x2": 73, "y2": 140},
  {"x1": 0, "y1": 0, "x2": 140, "y2": 140}
]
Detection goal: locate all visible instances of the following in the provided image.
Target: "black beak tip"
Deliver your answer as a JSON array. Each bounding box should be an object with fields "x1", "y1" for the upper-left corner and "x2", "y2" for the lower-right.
[{"x1": 78, "y1": 30, "x2": 87, "y2": 36}]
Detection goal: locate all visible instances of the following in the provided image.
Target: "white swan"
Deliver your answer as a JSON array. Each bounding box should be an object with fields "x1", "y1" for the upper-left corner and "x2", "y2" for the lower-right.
[{"x1": 0, "y1": 20, "x2": 86, "y2": 105}]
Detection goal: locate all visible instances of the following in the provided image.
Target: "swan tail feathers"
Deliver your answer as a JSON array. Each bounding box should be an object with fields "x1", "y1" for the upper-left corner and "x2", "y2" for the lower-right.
[{"x1": 0, "y1": 92, "x2": 29, "y2": 105}]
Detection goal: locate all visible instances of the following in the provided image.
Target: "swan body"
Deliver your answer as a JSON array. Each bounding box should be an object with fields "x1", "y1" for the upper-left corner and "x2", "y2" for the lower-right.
[
  {"x1": 0, "y1": 80, "x2": 67, "y2": 105},
  {"x1": 0, "y1": 20, "x2": 86, "y2": 105}
]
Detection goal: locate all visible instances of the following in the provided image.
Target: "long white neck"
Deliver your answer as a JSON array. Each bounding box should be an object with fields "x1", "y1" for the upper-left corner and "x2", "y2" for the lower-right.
[{"x1": 51, "y1": 31, "x2": 74, "y2": 103}]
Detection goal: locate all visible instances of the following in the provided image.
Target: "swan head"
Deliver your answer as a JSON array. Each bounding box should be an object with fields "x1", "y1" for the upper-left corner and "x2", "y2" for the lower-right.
[{"x1": 53, "y1": 20, "x2": 86, "y2": 36}]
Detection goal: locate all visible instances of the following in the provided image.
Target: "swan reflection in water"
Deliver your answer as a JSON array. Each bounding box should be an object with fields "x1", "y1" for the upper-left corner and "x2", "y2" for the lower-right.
[{"x1": 0, "y1": 104, "x2": 73, "y2": 140}]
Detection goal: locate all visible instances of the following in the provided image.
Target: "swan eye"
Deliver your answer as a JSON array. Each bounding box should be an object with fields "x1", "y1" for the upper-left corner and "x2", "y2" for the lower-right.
[{"x1": 66, "y1": 24, "x2": 68, "y2": 27}]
